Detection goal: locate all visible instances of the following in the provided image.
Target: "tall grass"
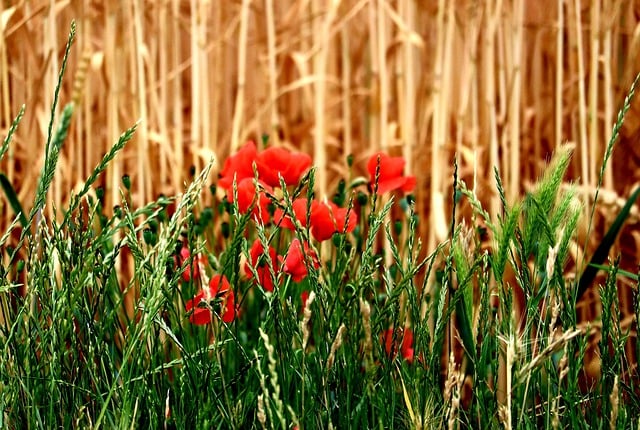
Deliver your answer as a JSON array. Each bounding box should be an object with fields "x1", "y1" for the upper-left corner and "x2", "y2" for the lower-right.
[{"x1": 0, "y1": 21, "x2": 639, "y2": 428}]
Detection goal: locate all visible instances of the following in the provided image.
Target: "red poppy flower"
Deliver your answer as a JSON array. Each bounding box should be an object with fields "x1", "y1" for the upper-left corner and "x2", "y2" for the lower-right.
[
  {"x1": 255, "y1": 146, "x2": 312, "y2": 188},
  {"x1": 244, "y1": 239, "x2": 278, "y2": 292},
  {"x1": 227, "y1": 177, "x2": 272, "y2": 223},
  {"x1": 174, "y1": 246, "x2": 206, "y2": 282},
  {"x1": 185, "y1": 274, "x2": 236, "y2": 325},
  {"x1": 367, "y1": 152, "x2": 416, "y2": 194},
  {"x1": 282, "y1": 238, "x2": 319, "y2": 282},
  {"x1": 273, "y1": 198, "x2": 310, "y2": 230},
  {"x1": 274, "y1": 198, "x2": 357, "y2": 242},
  {"x1": 381, "y1": 327, "x2": 414, "y2": 363},
  {"x1": 309, "y1": 200, "x2": 358, "y2": 242},
  {"x1": 218, "y1": 141, "x2": 258, "y2": 190}
]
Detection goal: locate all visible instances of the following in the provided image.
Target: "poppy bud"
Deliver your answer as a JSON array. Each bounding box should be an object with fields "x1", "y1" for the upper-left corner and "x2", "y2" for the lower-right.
[{"x1": 121, "y1": 174, "x2": 131, "y2": 190}]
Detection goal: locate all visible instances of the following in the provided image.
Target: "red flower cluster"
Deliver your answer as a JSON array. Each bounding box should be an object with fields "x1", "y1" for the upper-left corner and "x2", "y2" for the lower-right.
[
  {"x1": 187, "y1": 145, "x2": 417, "y2": 330},
  {"x1": 219, "y1": 141, "x2": 312, "y2": 190},
  {"x1": 367, "y1": 152, "x2": 416, "y2": 194},
  {"x1": 274, "y1": 198, "x2": 357, "y2": 242},
  {"x1": 381, "y1": 327, "x2": 414, "y2": 363},
  {"x1": 185, "y1": 274, "x2": 236, "y2": 325},
  {"x1": 218, "y1": 141, "x2": 312, "y2": 221}
]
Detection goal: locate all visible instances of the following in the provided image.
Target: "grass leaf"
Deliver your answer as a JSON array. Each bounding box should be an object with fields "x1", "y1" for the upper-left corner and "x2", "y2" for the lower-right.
[
  {"x1": 576, "y1": 185, "x2": 640, "y2": 300},
  {"x1": 0, "y1": 173, "x2": 27, "y2": 228}
]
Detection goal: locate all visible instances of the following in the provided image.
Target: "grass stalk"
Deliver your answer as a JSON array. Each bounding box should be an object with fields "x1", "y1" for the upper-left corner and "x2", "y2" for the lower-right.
[
  {"x1": 555, "y1": 0, "x2": 564, "y2": 150},
  {"x1": 265, "y1": 0, "x2": 280, "y2": 146},
  {"x1": 132, "y1": 0, "x2": 150, "y2": 206},
  {"x1": 230, "y1": 0, "x2": 251, "y2": 153},
  {"x1": 506, "y1": 0, "x2": 524, "y2": 202}
]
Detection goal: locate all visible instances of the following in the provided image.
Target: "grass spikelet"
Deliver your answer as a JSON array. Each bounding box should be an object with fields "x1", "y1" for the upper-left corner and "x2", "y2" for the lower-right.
[
  {"x1": 301, "y1": 290, "x2": 315, "y2": 351},
  {"x1": 360, "y1": 297, "x2": 373, "y2": 362},
  {"x1": 0, "y1": 104, "x2": 25, "y2": 163},
  {"x1": 444, "y1": 353, "x2": 461, "y2": 430},
  {"x1": 609, "y1": 375, "x2": 619, "y2": 430},
  {"x1": 516, "y1": 329, "x2": 582, "y2": 384},
  {"x1": 259, "y1": 327, "x2": 285, "y2": 429},
  {"x1": 254, "y1": 351, "x2": 272, "y2": 428},
  {"x1": 257, "y1": 394, "x2": 267, "y2": 429},
  {"x1": 326, "y1": 323, "x2": 346, "y2": 372}
]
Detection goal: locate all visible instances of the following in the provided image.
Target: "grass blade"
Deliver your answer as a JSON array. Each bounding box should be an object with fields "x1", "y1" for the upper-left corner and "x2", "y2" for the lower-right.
[
  {"x1": 29, "y1": 103, "x2": 74, "y2": 222},
  {"x1": 576, "y1": 185, "x2": 640, "y2": 300},
  {"x1": 0, "y1": 173, "x2": 27, "y2": 228},
  {"x1": 43, "y1": 21, "x2": 76, "y2": 164}
]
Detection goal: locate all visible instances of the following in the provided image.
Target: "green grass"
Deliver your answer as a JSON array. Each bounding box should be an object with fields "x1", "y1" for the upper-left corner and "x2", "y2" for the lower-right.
[{"x1": 0, "y1": 22, "x2": 639, "y2": 429}]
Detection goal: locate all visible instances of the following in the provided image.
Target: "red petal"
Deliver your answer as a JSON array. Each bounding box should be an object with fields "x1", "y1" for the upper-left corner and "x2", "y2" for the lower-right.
[
  {"x1": 274, "y1": 198, "x2": 310, "y2": 230},
  {"x1": 245, "y1": 239, "x2": 278, "y2": 292},
  {"x1": 284, "y1": 151, "x2": 313, "y2": 184},
  {"x1": 256, "y1": 147, "x2": 312, "y2": 187},
  {"x1": 189, "y1": 308, "x2": 212, "y2": 325},
  {"x1": 256, "y1": 267, "x2": 275, "y2": 292},
  {"x1": 401, "y1": 176, "x2": 417, "y2": 193},
  {"x1": 283, "y1": 239, "x2": 307, "y2": 281},
  {"x1": 367, "y1": 152, "x2": 414, "y2": 194},
  {"x1": 309, "y1": 201, "x2": 335, "y2": 242},
  {"x1": 186, "y1": 275, "x2": 235, "y2": 325},
  {"x1": 367, "y1": 153, "x2": 404, "y2": 181},
  {"x1": 283, "y1": 239, "x2": 318, "y2": 282},
  {"x1": 309, "y1": 201, "x2": 358, "y2": 241},
  {"x1": 185, "y1": 291, "x2": 204, "y2": 312},
  {"x1": 221, "y1": 291, "x2": 236, "y2": 323},
  {"x1": 381, "y1": 327, "x2": 414, "y2": 363},
  {"x1": 381, "y1": 328, "x2": 395, "y2": 356},
  {"x1": 375, "y1": 177, "x2": 409, "y2": 194},
  {"x1": 185, "y1": 291, "x2": 211, "y2": 325},
  {"x1": 218, "y1": 141, "x2": 258, "y2": 190},
  {"x1": 209, "y1": 274, "x2": 231, "y2": 295},
  {"x1": 273, "y1": 207, "x2": 296, "y2": 230},
  {"x1": 227, "y1": 178, "x2": 272, "y2": 223}
]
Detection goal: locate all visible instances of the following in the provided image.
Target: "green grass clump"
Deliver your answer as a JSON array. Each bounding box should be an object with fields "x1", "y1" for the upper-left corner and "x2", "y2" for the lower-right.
[{"x1": 0, "y1": 22, "x2": 639, "y2": 429}]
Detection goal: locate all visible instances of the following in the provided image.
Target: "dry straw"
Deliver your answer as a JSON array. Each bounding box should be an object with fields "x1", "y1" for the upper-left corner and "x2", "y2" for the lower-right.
[
  {"x1": 326, "y1": 323, "x2": 347, "y2": 372},
  {"x1": 0, "y1": 2, "x2": 636, "y2": 221},
  {"x1": 301, "y1": 290, "x2": 315, "y2": 350},
  {"x1": 360, "y1": 297, "x2": 373, "y2": 360},
  {"x1": 1, "y1": 0, "x2": 640, "y2": 368},
  {"x1": 609, "y1": 374, "x2": 619, "y2": 430}
]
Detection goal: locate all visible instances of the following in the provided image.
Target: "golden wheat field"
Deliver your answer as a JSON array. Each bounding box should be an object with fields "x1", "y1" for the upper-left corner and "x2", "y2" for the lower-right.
[{"x1": 1, "y1": 1, "x2": 640, "y2": 367}]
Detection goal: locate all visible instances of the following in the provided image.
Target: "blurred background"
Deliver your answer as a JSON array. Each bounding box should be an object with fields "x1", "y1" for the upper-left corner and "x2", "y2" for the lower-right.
[{"x1": 1, "y1": 1, "x2": 640, "y2": 329}]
